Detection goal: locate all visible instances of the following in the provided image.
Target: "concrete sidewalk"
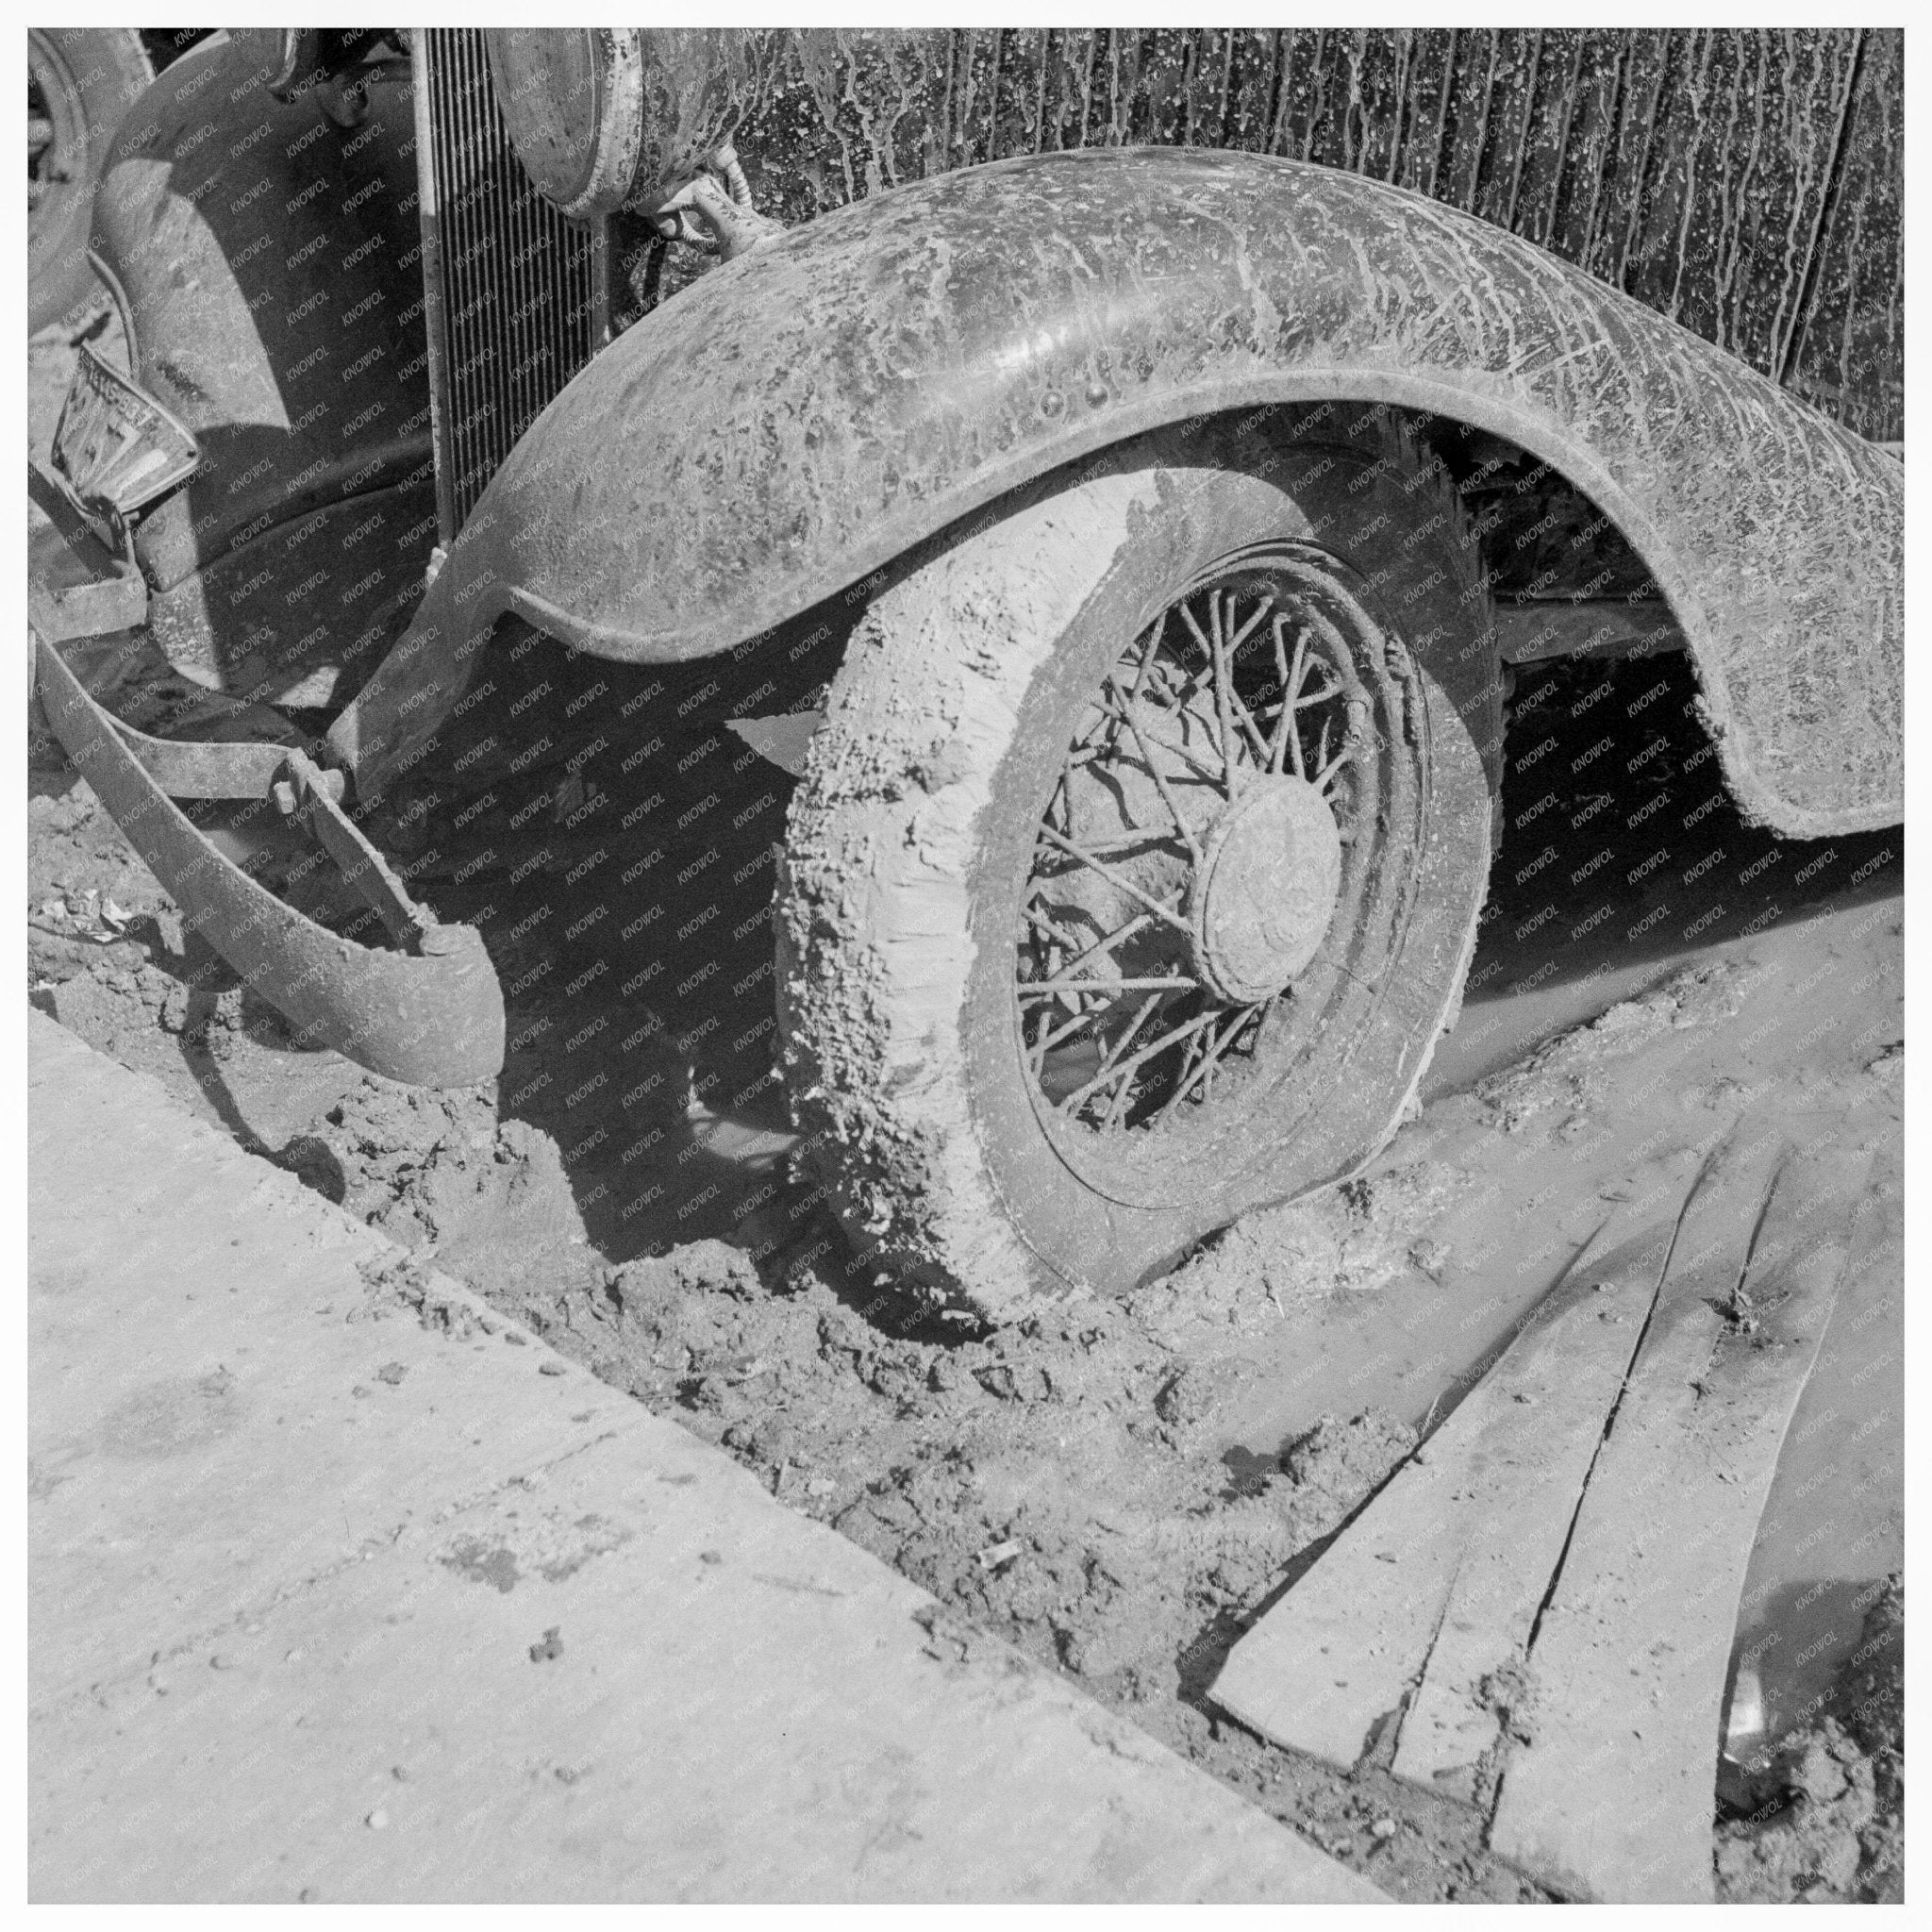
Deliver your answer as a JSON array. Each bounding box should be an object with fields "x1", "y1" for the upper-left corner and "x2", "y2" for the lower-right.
[{"x1": 27, "y1": 1010, "x2": 1379, "y2": 1903}]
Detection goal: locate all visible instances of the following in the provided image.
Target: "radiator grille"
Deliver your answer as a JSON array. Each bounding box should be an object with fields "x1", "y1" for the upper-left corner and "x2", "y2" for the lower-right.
[{"x1": 416, "y1": 28, "x2": 603, "y2": 535}]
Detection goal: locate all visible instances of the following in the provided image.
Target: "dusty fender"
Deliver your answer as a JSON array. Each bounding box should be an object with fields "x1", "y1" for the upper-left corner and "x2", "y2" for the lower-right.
[
  {"x1": 341, "y1": 146, "x2": 1900, "y2": 839},
  {"x1": 90, "y1": 33, "x2": 435, "y2": 706}
]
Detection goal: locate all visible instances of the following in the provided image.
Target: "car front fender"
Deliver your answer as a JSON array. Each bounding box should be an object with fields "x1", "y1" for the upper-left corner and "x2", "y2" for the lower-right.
[{"x1": 340, "y1": 146, "x2": 1900, "y2": 839}]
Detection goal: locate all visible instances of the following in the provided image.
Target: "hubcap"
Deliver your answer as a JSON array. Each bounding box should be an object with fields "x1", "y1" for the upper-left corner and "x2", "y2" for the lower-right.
[{"x1": 1187, "y1": 774, "x2": 1342, "y2": 1002}]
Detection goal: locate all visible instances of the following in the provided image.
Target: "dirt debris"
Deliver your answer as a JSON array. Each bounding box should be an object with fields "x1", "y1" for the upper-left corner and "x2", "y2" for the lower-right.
[
  {"x1": 1714, "y1": 1577, "x2": 1904, "y2": 1903},
  {"x1": 335, "y1": 1176, "x2": 1427, "y2": 1769},
  {"x1": 1475, "y1": 961, "x2": 1749, "y2": 1131},
  {"x1": 1145, "y1": 1160, "x2": 1468, "y2": 1332},
  {"x1": 25, "y1": 657, "x2": 1901, "y2": 1901}
]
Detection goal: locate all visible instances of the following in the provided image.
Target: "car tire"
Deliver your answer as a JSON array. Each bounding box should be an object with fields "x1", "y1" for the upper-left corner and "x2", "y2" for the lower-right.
[{"x1": 775, "y1": 406, "x2": 1499, "y2": 1322}]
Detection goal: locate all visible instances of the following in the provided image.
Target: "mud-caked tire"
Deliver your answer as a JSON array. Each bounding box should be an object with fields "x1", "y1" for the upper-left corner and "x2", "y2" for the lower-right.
[{"x1": 776, "y1": 408, "x2": 1500, "y2": 1322}]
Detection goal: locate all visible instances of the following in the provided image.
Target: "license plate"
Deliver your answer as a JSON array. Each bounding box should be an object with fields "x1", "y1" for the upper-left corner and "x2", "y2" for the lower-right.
[{"x1": 52, "y1": 343, "x2": 201, "y2": 531}]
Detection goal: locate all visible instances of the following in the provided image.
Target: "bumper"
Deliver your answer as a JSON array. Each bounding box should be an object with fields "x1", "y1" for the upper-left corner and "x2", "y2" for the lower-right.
[{"x1": 28, "y1": 491, "x2": 505, "y2": 1089}]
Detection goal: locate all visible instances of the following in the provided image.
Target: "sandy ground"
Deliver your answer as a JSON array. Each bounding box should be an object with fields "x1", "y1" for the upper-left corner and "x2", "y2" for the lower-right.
[{"x1": 28, "y1": 318, "x2": 1903, "y2": 1902}]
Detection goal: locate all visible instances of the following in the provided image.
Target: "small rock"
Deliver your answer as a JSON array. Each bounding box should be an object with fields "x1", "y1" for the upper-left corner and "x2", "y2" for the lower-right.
[
  {"x1": 504, "y1": 1331, "x2": 527, "y2": 1346},
  {"x1": 1371, "y1": 1817, "x2": 1397, "y2": 1840},
  {"x1": 365, "y1": 1809, "x2": 389, "y2": 1831},
  {"x1": 209, "y1": 1653, "x2": 234, "y2": 1670},
  {"x1": 528, "y1": 1625, "x2": 564, "y2": 1664},
  {"x1": 375, "y1": 1362, "x2": 408, "y2": 1386},
  {"x1": 539, "y1": 1360, "x2": 565, "y2": 1376},
  {"x1": 1408, "y1": 1238, "x2": 1451, "y2": 1279}
]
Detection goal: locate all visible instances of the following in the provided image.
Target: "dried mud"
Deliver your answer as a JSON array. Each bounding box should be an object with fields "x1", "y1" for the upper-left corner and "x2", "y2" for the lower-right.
[
  {"x1": 26, "y1": 764, "x2": 1558, "y2": 1899},
  {"x1": 33, "y1": 745, "x2": 1905, "y2": 1903},
  {"x1": 28, "y1": 594, "x2": 1902, "y2": 1902},
  {"x1": 1715, "y1": 1578, "x2": 1905, "y2": 1903}
]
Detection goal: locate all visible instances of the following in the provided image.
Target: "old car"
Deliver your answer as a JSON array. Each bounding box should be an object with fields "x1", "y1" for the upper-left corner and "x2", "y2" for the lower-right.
[{"x1": 29, "y1": 26, "x2": 1902, "y2": 1322}]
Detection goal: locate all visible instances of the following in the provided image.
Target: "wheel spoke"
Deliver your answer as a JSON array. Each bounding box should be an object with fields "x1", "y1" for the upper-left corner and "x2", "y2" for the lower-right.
[
  {"x1": 1058, "y1": 1008, "x2": 1216, "y2": 1116},
  {"x1": 1155, "y1": 998, "x2": 1273, "y2": 1121},
  {"x1": 1026, "y1": 904, "x2": 1157, "y2": 983},
  {"x1": 1210, "y1": 594, "x2": 1242, "y2": 791},
  {"x1": 1061, "y1": 829, "x2": 1178, "y2": 858},
  {"x1": 1225, "y1": 591, "x2": 1276, "y2": 658},
  {"x1": 1090, "y1": 991, "x2": 1167, "y2": 1109},
  {"x1": 1104, "y1": 675, "x2": 1206, "y2": 862},
  {"x1": 1224, "y1": 675, "x2": 1274, "y2": 771},
  {"x1": 1022, "y1": 902, "x2": 1087, "y2": 954},
  {"x1": 1127, "y1": 607, "x2": 1168, "y2": 705},
  {"x1": 1099, "y1": 688, "x2": 1224, "y2": 788},
  {"x1": 1095, "y1": 989, "x2": 1174, "y2": 1128},
  {"x1": 1175, "y1": 601, "x2": 1235, "y2": 788},
  {"x1": 1271, "y1": 615, "x2": 1316, "y2": 775},
  {"x1": 1018, "y1": 974, "x2": 1198, "y2": 996},
  {"x1": 1031, "y1": 1002, "x2": 1103, "y2": 1073},
  {"x1": 1035, "y1": 825, "x2": 1193, "y2": 938}
]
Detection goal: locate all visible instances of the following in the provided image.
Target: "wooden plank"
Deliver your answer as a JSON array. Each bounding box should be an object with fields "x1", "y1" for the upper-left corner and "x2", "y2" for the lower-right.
[
  {"x1": 1488, "y1": 1132, "x2": 1871, "y2": 1901},
  {"x1": 1208, "y1": 1156, "x2": 1697, "y2": 1769},
  {"x1": 1387, "y1": 1129, "x2": 1775, "y2": 1799},
  {"x1": 1384, "y1": 1210, "x2": 1667, "y2": 1796}
]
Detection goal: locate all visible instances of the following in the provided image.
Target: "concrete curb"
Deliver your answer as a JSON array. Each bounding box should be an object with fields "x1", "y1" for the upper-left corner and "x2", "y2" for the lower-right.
[{"x1": 28, "y1": 1011, "x2": 1383, "y2": 1902}]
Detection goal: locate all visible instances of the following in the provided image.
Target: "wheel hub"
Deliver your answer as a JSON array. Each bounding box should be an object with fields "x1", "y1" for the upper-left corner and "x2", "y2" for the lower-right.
[{"x1": 1186, "y1": 773, "x2": 1342, "y2": 1003}]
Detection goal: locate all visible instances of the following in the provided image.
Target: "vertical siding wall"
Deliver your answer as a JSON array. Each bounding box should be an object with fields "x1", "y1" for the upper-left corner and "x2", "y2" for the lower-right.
[{"x1": 739, "y1": 28, "x2": 1902, "y2": 441}]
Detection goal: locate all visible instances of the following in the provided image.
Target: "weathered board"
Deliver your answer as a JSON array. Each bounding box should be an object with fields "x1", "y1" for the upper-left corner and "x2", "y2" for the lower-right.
[
  {"x1": 1208, "y1": 1152, "x2": 1701, "y2": 1771},
  {"x1": 1211, "y1": 1118, "x2": 1874, "y2": 1903},
  {"x1": 1487, "y1": 1134, "x2": 1873, "y2": 1901},
  {"x1": 1393, "y1": 1128, "x2": 1789, "y2": 1804},
  {"x1": 733, "y1": 28, "x2": 1901, "y2": 441}
]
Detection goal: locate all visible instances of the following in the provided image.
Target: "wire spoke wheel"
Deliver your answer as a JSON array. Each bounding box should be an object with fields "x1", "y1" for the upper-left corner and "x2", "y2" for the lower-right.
[
  {"x1": 1018, "y1": 559, "x2": 1386, "y2": 1141},
  {"x1": 777, "y1": 413, "x2": 1498, "y2": 1321}
]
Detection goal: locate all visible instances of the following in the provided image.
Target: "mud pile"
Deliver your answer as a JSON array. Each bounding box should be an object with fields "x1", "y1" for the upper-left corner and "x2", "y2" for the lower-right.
[
  {"x1": 1715, "y1": 1578, "x2": 1904, "y2": 1903},
  {"x1": 27, "y1": 671, "x2": 1900, "y2": 1903}
]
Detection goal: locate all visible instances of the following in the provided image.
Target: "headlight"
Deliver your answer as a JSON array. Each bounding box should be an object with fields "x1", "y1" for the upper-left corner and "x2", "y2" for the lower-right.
[
  {"x1": 485, "y1": 28, "x2": 769, "y2": 223},
  {"x1": 484, "y1": 28, "x2": 643, "y2": 222}
]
